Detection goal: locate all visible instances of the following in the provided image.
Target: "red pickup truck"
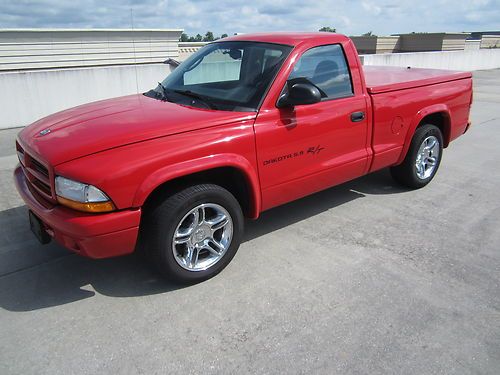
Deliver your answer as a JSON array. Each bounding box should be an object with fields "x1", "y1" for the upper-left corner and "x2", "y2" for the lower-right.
[{"x1": 14, "y1": 33, "x2": 472, "y2": 283}]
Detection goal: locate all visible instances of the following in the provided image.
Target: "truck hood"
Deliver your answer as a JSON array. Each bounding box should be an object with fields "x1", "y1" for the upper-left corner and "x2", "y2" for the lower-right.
[{"x1": 18, "y1": 94, "x2": 256, "y2": 166}]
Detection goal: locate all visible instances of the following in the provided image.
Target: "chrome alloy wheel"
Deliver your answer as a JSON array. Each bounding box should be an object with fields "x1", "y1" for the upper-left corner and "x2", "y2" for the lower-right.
[
  {"x1": 172, "y1": 203, "x2": 233, "y2": 271},
  {"x1": 415, "y1": 135, "x2": 440, "y2": 180}
]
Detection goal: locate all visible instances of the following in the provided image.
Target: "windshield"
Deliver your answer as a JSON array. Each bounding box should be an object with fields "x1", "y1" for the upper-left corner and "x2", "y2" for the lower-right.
[{"x1": 146, "y1": 41, "x2": 293, "y2": 112}]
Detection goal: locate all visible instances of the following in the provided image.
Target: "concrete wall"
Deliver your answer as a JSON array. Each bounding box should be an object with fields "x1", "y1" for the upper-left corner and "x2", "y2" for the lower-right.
[
  {"x1": 441, "y1": 35, "x2": 469, "y2": 51},
  {"x1": 350, "y1": 36, "x2": 400, "y2": 54},
  {"x1": 0, "y1": 28, "x2": 183, "y2": 129},
  {"x1": 465, "y1": 40, "x2": 481, "y2": 50},
  {"x1": 0, "y1": 63, "x2": 174, "y2": 129},
  {"x1": 480, "y1": 35, "x2": 500, "y2": 49},
  {"x1": 350, "y1": 36, "x2": 378, "y2": 54},
  {"x1": 362, "y1": 48, "x2": 500, "y2": 71},
  {"x1": 176, "y1": 34, "x2": 495, "y2": 61},
  {"x1": 178, "y1": 42, "x2": 207, "y2": 61},
  {"x1": 0, "y1": 29, "x2": 183, "y2": 71},
  {"x1": 397, "y1": 33, "x2": 469, "y2": 52},
  {"x1": 3, "y1": 48, "x2": 500, "y2": 129},
  {"x1": 375, "y1": 36, "x2": 401, "y2": 54},
  {"x1": 2, "y1": 29, "x2": 500, "y2": 130}
]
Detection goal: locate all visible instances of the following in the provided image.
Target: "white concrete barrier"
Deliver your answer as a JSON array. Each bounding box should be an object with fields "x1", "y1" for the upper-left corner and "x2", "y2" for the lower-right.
[
  {"x1": 2, "y1": 48, "x2": 500, "y2": 130},
  {"x1": 0, "y1": 29, "x2": 182, "y2": 71},
  {"x1": 361, "y1": 49, "x2": 500, "y2": 71},
  {"x1": 0, "y1": 63, "x2": 174, "y2": 129}
]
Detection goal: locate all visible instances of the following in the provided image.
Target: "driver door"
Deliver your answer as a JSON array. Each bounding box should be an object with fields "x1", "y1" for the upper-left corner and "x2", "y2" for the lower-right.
[{"x1": 254, "y1": 44, "x2": 370, "y2": 210}]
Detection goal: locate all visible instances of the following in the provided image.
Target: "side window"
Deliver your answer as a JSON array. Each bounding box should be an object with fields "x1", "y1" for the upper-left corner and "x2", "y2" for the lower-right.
[{"x1": 288, "y1": 44, "x2": 353, "y2": 99}]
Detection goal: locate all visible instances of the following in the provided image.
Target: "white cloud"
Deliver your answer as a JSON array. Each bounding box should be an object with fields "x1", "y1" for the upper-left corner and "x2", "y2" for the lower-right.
[
  {"x1": 362, "y1": 1, "x2": 382, "y2": 16},
  {"x1": 0, "y1": 0, "x2": 499, "y2": 36},
  {"x1": 340, "y1": 16, "x2": 352, "y2": 28}
]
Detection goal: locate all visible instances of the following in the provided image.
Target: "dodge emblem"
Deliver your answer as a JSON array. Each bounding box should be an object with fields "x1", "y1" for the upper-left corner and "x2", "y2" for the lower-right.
[{"x1": 39, "y1": 129, "x2": 51, "y2": 136}]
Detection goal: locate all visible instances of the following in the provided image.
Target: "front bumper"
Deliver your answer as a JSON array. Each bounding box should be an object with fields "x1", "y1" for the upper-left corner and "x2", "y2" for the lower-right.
[{"x1": 14, "y1": 165, "x2": 141, "y2": 258}]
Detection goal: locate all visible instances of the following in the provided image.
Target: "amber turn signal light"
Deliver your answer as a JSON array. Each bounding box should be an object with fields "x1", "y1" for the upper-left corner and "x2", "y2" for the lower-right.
[{"x1": 57, "y1": 196, "x2": 116, "y2": 213}]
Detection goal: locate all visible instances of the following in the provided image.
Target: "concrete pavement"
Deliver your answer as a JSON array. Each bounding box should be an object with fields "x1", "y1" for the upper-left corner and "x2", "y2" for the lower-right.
[{"x1": 0, "y1": 70, "x2": 499, "y2": 374}]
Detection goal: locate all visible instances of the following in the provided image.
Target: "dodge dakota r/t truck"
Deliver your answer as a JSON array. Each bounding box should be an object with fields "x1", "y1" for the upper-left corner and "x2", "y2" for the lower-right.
[{"x1": 14, "y1": 33, "x2": 473, "y2": 283}]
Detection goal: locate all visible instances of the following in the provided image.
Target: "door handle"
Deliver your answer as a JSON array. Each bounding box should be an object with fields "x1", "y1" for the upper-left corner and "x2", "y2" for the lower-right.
[{"x1": 350, "y1": 111, "x2": 365, "y2": 122}]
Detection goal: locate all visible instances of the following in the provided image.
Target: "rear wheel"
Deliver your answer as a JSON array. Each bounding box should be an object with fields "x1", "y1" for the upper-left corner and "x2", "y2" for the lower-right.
[
  {"x1": 390, "y1": 124, "x2": 443, "y2": 188},
  {"x1": 143, "y1": 184, "x2": 244, "y2": 283}
]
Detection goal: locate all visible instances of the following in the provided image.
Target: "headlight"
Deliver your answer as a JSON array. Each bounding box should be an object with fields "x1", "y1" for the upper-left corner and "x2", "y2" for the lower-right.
[{"x1": 55, "y1": 176, "x2": 115, "y2": 213}]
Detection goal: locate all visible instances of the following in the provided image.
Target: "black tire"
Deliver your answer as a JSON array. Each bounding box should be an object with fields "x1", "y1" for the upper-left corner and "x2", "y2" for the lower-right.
[
  {"x1": 142, "y1": 184, "x2": 244, "y2": 283},
  {"x1": 390, "y1": 124, "x2": 443, "y2": 189}
]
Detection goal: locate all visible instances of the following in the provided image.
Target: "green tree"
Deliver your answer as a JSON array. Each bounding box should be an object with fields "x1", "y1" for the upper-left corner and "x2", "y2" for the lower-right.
[
  {"x1": 319, "y1": 26, "x2": 336, "y2": 33},
  {"x1": 179, "y1": 32, "x2": 231, "y2": 42},
  {"x1": 362, "y1": 31, "x2": 375, "y2": 36},
  {"x1": 203, "y1": 31, "x2": 215, "y2": 42}
]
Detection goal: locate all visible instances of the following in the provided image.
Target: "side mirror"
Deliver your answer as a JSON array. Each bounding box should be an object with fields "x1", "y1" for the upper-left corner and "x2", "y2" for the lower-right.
[
  {"x1": 277, "y1": 82, "x2": 322, "y2": 108},
  {"x1": 164, "y1": 57, "x2": 180, "y2": 72}
]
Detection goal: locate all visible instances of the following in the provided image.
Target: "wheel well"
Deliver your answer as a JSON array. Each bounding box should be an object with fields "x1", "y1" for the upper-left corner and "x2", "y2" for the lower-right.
[
  {"x1": 418, "y1": 112, "x2": 451, "y2": 147},
  {"x1": 142, "y1": 167, "x2": 253, "y2": 218}
]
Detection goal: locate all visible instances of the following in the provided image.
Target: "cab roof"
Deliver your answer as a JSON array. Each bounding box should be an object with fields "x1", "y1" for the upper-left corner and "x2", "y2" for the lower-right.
[{"x1": 221, "y1": 32, "x2": 350, "y2": 47}]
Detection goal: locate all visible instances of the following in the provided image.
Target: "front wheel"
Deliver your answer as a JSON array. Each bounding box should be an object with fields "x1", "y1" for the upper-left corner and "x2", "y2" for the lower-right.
[
  {"x1": 143, "y1": 184, "x2": 244, "y2": 283},
  {"x1": 390, "y1": 124, "x2": 443, "y2": 189}
]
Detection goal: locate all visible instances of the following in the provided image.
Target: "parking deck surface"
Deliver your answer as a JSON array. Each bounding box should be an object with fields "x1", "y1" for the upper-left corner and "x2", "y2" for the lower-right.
[{"x1": 0, "y1": 70, "x2": 499, "y2": 374}]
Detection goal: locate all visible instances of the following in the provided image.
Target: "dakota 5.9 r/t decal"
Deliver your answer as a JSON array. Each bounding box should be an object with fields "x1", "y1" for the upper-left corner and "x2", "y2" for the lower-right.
[{"x1": 263, "y1": 145, "x2": 325, "y2": 166}]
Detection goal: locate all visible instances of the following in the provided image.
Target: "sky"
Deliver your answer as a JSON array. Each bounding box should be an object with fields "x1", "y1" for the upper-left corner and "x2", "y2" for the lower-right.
[{"x1": 0, "y1": 0, "x2": 499, "y2": 37}]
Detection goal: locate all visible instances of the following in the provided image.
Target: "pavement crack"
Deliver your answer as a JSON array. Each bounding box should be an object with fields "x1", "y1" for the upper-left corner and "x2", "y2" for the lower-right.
[
  {"x1": 476, "y1": 117, "x2": 499, "y2": 126},
  {"x1": 0, "y1": 253, "x2": 74, "y2": 279}
]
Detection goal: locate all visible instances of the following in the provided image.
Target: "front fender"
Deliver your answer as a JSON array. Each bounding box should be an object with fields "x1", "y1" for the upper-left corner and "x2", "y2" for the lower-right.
[
  {"x1": 132, "y1": 153, "x2": 262, "y2": 218},
  {"x1": 396, "y1": 104, "x2": 451, "y2": 165}
]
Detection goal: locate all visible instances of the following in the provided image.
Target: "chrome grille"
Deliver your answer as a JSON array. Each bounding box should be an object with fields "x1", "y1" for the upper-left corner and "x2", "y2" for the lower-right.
[
  {"x1": 31, "y1": 158, "x2": 49, "y2": 178},
  {"x1": 16, "y1": 142, "x2": 55, "y2": 203},
  {"x1": 32, "y1": 178, "x2": 52, "y2": 196},
  {"x1": 16, "y1": 144, "x2": 24, "y2": 164}
]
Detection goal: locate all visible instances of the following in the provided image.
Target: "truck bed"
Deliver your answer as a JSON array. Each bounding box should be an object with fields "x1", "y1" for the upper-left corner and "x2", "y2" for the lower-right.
[{"x1": 363, "y1": 66, "x2": 472, "y2": 94}]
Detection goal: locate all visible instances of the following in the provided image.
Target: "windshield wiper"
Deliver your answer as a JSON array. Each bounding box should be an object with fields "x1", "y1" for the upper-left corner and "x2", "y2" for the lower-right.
[
  {"x1": 156, "y1": 82, "x2": 170, "y2": 101},
  {"x1": 173, "y1": 89, "x2": 218, "y2": 110}
]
